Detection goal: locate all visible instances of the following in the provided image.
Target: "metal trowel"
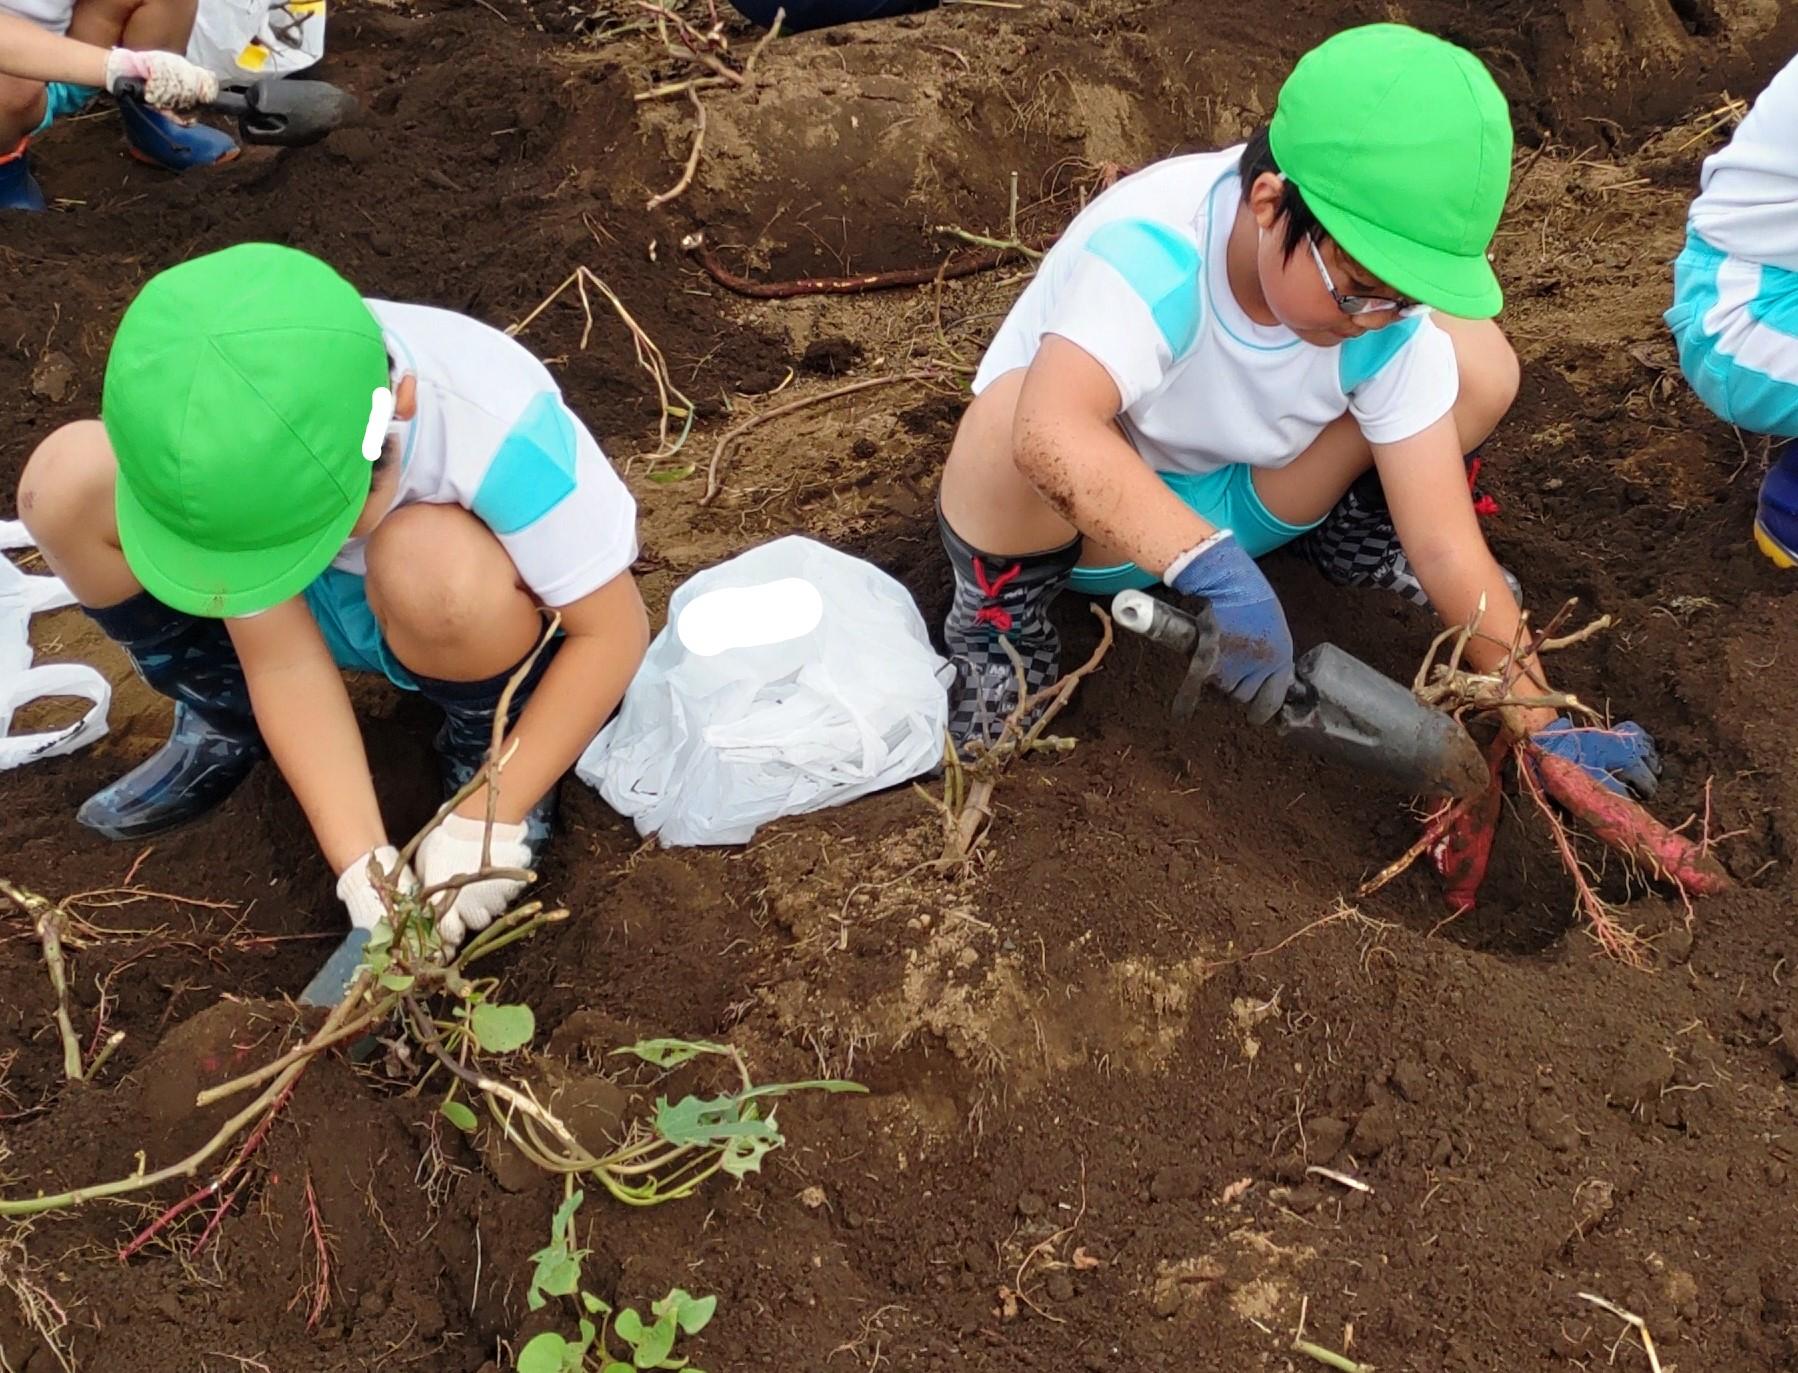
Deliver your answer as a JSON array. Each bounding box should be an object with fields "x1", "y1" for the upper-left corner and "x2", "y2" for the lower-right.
[
  {"x1": 1112, "y1": 589, "x2": 1489, "y2": 800},
  {"x1": 113, "y1": 76, "x2": 360, "y2": 148}
]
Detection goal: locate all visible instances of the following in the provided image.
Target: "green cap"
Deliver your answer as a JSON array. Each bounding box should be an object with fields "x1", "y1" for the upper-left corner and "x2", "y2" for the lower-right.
[
  {"x1": 102, "y1": 243, "x2": 389, "y2": 618},
  {"x1": 1269, "y1": 24, "x2": 1513, "y2": 318}
]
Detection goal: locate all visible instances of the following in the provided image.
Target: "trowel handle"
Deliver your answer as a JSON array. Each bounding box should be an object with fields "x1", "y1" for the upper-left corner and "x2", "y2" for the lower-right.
[
  {"x1": 1111, "y1": 589, "x2": 1206, "y2": 656},
  {"x1": 110, "y1": 77, "x2": 250, "y2": 116}
]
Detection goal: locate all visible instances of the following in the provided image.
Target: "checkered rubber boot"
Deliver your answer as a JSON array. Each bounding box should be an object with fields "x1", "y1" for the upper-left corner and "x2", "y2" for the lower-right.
[
  {"x1": 412, "y1": 634, "x2": 565, "y2": 852},
  {"x1": 1298, "y1": 455, "x2": 1521, "y2": 607},
  {"x1": 940, "y1": 511, "x2": 1081, "y2": 749},
  {"x1": 1754, "y1": 440, "x2": 1798, "y2": 569}
]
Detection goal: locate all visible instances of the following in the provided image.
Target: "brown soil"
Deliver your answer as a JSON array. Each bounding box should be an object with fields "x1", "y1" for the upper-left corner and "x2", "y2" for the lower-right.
[{"x1": 5, "y1": 0, "x2": 1798, "y2": 1370}]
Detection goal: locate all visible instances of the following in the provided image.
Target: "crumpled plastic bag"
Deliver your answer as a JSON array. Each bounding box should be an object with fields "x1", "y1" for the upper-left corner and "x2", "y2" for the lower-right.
[
  {"x1": 0, "y1": 521, "x2": 110, "y2": 770},
  {"x1": 578, "y1": 535, "x2": 949, "y2": 846},
  {"x1": 188, "y1": 0, "x2": 326, "y2": 81}
]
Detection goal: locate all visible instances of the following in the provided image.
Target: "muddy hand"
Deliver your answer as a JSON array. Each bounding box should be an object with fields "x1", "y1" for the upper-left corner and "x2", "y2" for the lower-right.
[
  {"x1": 1167, "y1": 531, "x2": 1294, "y2": 726},
  {"x1": 1531, "y1": 718, "x2": 1661, "y2": 798}
]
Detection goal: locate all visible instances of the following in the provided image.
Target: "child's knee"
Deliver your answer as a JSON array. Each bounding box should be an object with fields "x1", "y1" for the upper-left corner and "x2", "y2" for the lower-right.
[
  {"x1": 18, "y1": 421, "x2": 116, "y2": 546},
  {"x1": 0, "y1": 76, "x2": 48, "y2": 132},
  {"x1": 1462, "y1": 322, "x2": 1520, "y2": 425},
  {"x1": 365, "y1": 505, "x2": 519, "y2": 644}
]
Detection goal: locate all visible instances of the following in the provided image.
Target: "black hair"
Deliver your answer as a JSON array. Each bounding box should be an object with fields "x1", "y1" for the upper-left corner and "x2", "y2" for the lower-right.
[{"x1": 1237, "y1": 125, "x2": 1323, "y2": 262}]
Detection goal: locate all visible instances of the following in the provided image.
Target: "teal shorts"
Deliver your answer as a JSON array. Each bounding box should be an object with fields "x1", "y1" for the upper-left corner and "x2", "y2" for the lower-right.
[
  {"x1": 301, "y1": 566, "x2": 419, "y2": 691},
  {"x1": 34, "y1": 82, "x2": 97, "y2": 136},
  {"x1": 1069, "y1": 463, "x2": 1322, "y2": 596}
]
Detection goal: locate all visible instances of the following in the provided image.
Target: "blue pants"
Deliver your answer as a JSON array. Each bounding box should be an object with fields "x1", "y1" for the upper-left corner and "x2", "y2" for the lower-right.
[
  {"x1": 1069, "y1": 463, "x2": 1323, "y2": 596},
  {"x1": 301, "y1": 567, "x2": 419, "y2": 690},
  {"x1": 1665, "y1": 228, "x2": 1798, "y2": 439}
]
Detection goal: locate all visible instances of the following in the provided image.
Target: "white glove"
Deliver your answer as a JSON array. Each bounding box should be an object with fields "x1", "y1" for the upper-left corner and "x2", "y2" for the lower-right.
[
  {"x1": 336, "y1": 845, "x2": 419, "y2": 931},
  {"x1": 416, "y1": 814, "x2": 533, "y2": 952},
  {"x1": 104, "y1": 48, "x2": 219, "y2": 111}
]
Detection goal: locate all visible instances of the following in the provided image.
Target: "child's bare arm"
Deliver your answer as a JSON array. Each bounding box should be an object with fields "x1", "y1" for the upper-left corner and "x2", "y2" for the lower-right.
[
  {"x1": 1014, "y1": 336, "x2": 1219, "y2": 573},
  {"x1": 1374, "y1": 415, "x2": 1557, "y2": 733},
  {"x1": 227, "y1": 601, "x2": 390, "y2": 872},
  {"x1": 0, "y1": 15, "x2": 107, "y2": 85},
  {"x1": 453, "y1": 568, "x2": 651, "y2": 826}
]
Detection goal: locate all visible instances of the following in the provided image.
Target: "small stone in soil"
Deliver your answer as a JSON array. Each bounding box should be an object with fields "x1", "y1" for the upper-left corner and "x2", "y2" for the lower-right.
[
  {"x1": 1351, "y1": 1103, "x2": 1400, "y2": 1156},
  {"x1": 1306, "y1": 1115, "x2": 1349, "y2": 1161},
  {"x1": 1016, "y1": 1191, "x2": 1046, "y2": 1218},
  {"x1": 1392, "y1": 1059, "x2": 1429, "y2": 1103}
]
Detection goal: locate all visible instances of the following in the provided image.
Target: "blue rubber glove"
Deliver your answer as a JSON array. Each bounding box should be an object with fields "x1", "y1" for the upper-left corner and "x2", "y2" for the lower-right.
[
  {"x1": 1167, "y1": 532, "x2": 1295, "y2": 726},
  {"x1": 1531, "y1": 718, "x2": 1661, "y2": 797}
]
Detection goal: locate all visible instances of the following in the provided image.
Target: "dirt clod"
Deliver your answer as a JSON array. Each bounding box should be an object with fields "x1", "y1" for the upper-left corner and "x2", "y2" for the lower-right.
[{"x1": 1350, "y1": 1104, "x2": 1400, "y2": 1158}]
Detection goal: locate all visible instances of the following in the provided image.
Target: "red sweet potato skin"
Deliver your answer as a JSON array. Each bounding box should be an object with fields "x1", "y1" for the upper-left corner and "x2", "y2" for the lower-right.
[
  {"x1": 1530, "y1": 748, "x2": 1732, "y2": 895},
  {"x1": 1430, "y1": 741, "x2": 1508, "y2": 913}
]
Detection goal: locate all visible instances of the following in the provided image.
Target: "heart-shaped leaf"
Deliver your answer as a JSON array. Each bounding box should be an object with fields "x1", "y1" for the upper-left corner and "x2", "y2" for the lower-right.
[
  {"x1": 516, "y1": 1332, "x2": 571, "y2": 1373},
  {"x1": 614, "y1": 1308, "x2": 645, "y2": 1344},
  {"x1": 469, "y1": 1002, "x2": 535, "y2": 1054},
  {"x1": 631, "y1": 1311, "x2": 677, "y2": 1368},
  {"x1": 651, "y1": 1290, "x2": 716, "y2": 1336}
]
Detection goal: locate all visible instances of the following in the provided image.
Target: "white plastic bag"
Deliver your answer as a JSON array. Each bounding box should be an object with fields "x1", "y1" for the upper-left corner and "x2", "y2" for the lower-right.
[
  {"x1": 188, "y1": 0, "x2": 326, "y2": 82},
  {"x1": 0, "y1": 521, "x2": 110, "y2": 770},
  {"x1": 578, "y1": 536, "x2": 949, "y2": 846}
]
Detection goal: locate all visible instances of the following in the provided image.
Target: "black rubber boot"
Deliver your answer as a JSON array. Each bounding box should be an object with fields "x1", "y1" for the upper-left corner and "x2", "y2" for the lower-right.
[
  {"x1": 78, "y1": 593, "x2": 265, "y2": 840},
  {"x1": 410, "y1": 634, "x2": 564, "y2": 851},
  {"x1": 940, "y1": 509, "x2": 1082, "y2": 749}
]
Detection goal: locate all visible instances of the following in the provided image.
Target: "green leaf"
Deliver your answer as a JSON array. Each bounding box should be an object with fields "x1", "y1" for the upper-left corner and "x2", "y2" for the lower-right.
[
  {"x1": 379, "y1": 971, "x2": 416, "y2": 991},
  {"x1": 516, "y1": 1332, "x2": 570, "y2": 1373},
  {"x1": 581, "y1": 1291, "x2": 610, "y2": 1315},
  {"x1": 719, "y1": 1132, "x2": 776, "y2": 1179},
  {"x1": 365, "y1": 949, "x2": 390, "y2": 976},
  {"x1": 645, "y1": 464, "x2": 695, "y2": 484},
  {"x1": 650, "y1": 1290, "x2": 715, "y2": 1336},
  {"x1": 632, "y1": 1311, "x2": 677, "y2": 1368},
  {"x1": 440, "y1": 1100, "x2": 478, "y2": 1132},
  {"x1": 653, "y1": 1094, "x2": 783, "y2": 1148},
  {"x1": 614, "y1": 1039, "x2": 735, "y2": 1069},
  {"x1": 367, "y1": 921, "x2": 394, "y2": 952},
  {"x1": 736, "y1": 1079, "x2": 869, "y2": 1102},
  {"x1": 602, "y1": 1364, "x2": 635, "y2": 1373},
  {"x1": 550, "y1": 1188, "x2": 585, "y2": 1240},
  {"x1": 469, "y1": 1002, "x2": 535, "y2": 1053},
  {"x1": 614, "y1": 1309, "x2": 645, "y2": 1344},
  {"x1": 576, "y1": 1318, "x2": 597, "y2": 1352},
  {"x1": 535, "y1": 1254, "x2": 582, "y2": 1301}
]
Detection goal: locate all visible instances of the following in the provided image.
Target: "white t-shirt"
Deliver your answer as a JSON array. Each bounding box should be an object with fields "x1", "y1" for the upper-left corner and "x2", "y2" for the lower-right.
[
  {"x1": 1689, "y1": 54, "x2": 1798, "y2": 272},
  {"x1": 975, "y1": 149, "x2": 1460, "y2": 477},
  {"x1": 332, "y1": 301, "x2": 639, "y2": 608},
  {"x1": 0, "y1": 0, "x2": 74, "y2": 36}
]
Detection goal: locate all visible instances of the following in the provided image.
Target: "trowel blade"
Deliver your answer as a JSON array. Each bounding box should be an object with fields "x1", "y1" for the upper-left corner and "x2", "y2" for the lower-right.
[
  {"x1": 1280, "y1": 643, "x2": 1489, "y2": 799},
  {"x1": 297, "y1": 927, "x2": 370, "y2": 1008}
]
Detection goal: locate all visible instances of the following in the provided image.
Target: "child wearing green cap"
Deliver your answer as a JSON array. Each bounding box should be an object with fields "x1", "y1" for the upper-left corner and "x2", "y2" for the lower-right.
[
  {"x1": 17, "y1": 242, "x2": 650, "y2": 949},
  {"x1": 936, "y1": 23, "x2": 1661, "y2": 798}
]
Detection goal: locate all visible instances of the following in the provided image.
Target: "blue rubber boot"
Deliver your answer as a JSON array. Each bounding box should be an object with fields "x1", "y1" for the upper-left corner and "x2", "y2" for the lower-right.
[
  {"x1": 118, "y1": 98, "x2": 239, "y2": 171},
  {"x1": 411, "y1": 635, "x2": 564, "y2": 852},
  {"x1": 78, "y1": 594, "x2": 264, "y2": 839},
  {"x1": 1754, "y1": 441, "x2": 1798, "y2": 569},
  {"x1": 0, "y1": 140, "x2": 45, "y2": 212}
]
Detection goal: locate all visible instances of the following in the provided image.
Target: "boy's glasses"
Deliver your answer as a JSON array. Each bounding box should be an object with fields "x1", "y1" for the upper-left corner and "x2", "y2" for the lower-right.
[{"x1": 1305, "y1": 235, "x2": 1421, "y2": 317}]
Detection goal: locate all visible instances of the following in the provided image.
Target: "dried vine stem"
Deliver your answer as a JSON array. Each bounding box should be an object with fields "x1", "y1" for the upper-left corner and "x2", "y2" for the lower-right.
[
  {"x1": 1, "y1": 881, "x2": 95, "y2": 1082},
  {"x1": 933, "y1": 605, "x2": 1114, "y2": 864},
  {"x1": 0, "y1": 627, "x2": 562, "y2": 1222},
  {"x1": 702, "y1": 370, "x2": 938, "y2": 504}
]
